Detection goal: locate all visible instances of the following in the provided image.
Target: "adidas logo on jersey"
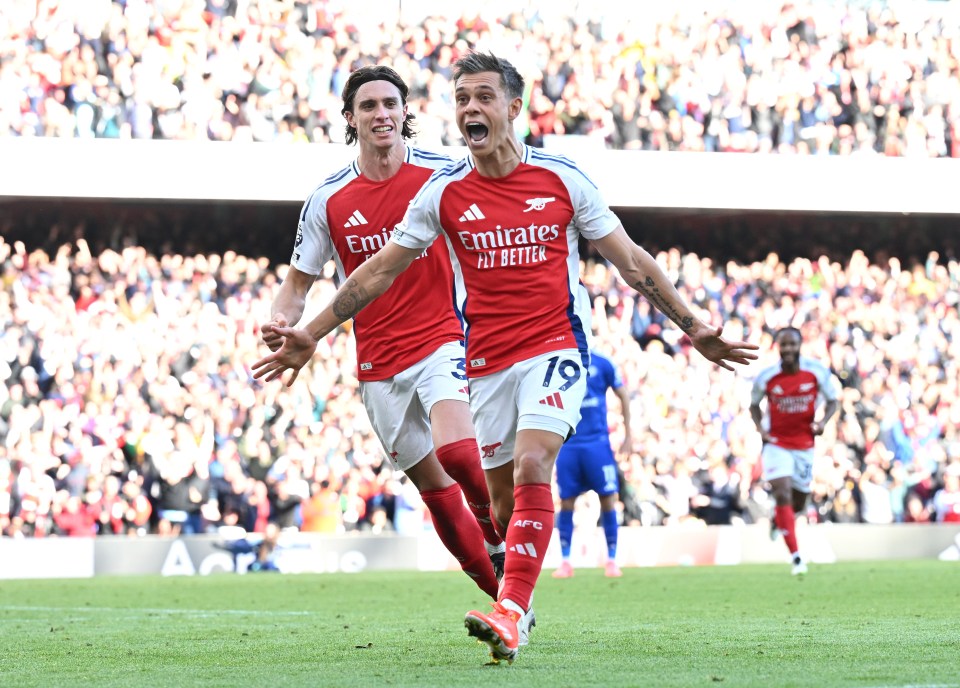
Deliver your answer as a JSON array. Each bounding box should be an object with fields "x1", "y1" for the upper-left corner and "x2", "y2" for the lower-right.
[
  {"x1": 343, "y1": 210, "x2": 368, "y2": 228},
  {"x1": 459, "y1": 203, "x2": 486, "y2": 222},
  {"x1": 539, "y1": 392, "x2": 564, "y2": 409},
  {"x1": 523, "y1": 197, "x2": 556, "y2": 212},
  {"x1": 771, "y1": 385, "x2": 784, "y2": 395}
]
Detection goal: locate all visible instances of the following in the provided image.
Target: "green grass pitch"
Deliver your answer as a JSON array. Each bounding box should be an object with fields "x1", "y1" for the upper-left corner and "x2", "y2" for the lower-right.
[{"x1": 1, "y1": 560, "x2": 958, "y2": 687}]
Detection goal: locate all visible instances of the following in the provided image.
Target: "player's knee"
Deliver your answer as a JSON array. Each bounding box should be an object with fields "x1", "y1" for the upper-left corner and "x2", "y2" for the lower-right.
[
  {"x1": 599, "y1": 493, "x2": 619, "y2": 511},
  {"x1": 513, "y1": 448, "x2": 554, "y2": 485}
]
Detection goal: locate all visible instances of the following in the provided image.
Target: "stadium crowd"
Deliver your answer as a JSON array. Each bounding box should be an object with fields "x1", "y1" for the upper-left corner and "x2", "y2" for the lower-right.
[
  {"x1": 2, "y1": 0, "x2": 960, "y2": 538},
  {"x1": 1, "y1": 1, "x2": 959, "y2": 156},
  {"x1": 2, "y1": 230, "x2": 959, "y2": 540}
]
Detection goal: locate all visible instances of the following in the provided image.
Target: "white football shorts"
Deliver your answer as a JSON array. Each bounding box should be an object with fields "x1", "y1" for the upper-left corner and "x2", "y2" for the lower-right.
[
  {"x1": 761, "y1": 443, "x2": 815, "y2": 493},
  {"x1": 360, "y1": 340, "x2": 469, "y2": 472},
  {"x1": 469, "y1": 348, "x2": 588, "y2": 470}
]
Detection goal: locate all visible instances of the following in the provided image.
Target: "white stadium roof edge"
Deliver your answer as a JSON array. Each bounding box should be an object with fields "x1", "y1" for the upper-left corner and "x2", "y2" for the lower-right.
[{"x1": 1, "y1": 137, "x2": 959, "y2": 215}]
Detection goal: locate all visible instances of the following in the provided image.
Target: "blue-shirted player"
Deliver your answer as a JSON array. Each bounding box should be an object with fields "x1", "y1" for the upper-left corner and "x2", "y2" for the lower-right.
[{"x1": 552, "y1": 348, "x2": 632, "y2": 578}]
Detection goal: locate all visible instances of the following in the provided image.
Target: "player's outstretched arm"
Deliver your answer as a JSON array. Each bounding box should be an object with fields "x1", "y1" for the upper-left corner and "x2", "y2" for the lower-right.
[
  {"x1": 590, "y1": 227, "x2": 758, "y2": 370},
  {"x1": 252, "y1": 242, "x2": 422, "y2": 386},
  {"x1": 262, "y1": 266, "x2": 317, "y2": 352}
]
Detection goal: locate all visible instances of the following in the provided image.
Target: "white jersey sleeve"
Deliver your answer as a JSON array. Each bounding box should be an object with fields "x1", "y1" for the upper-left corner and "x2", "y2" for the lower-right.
[
  {"x1": 800, "y1": 356, "x2": 841, "y2": 402},
  {"x1": 525, "y1": 148, "x2": 620, "y2": 241},
  {"x1": 750, "y1": 363, "x2": 778, "y2": 405},
  {"x1": 391, "y1": 160, "x2": 467, "y2": 252},
  {"x1": 290, "y1": 166, "x2": 355, "y2": 275}
]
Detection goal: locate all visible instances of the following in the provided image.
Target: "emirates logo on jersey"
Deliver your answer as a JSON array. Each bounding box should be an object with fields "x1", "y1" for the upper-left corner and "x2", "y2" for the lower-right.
[
  {"x1": 774, "y1": 394, "x2": 816, "y2": 414},
  {"x1": 458, "y1": 222, "x2": 560, "y2": 270},
  {"x1": 456, "y1": 223, "x2": 560, "y2": 251},
  {"x1": 345, "y1": 227, "x2": 391, "y2": 255},
  {"x1": 345, "y1": 226, "x2": 427, "y2": 262}
]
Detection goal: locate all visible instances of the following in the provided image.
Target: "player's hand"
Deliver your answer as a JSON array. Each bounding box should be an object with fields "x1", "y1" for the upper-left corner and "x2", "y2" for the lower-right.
[
  {"x1": 811, "y1": 420, "x2": 826, "y2": 436},
  {"x1": 688, "y1": 324, "x2": 759, "y2": 371},
  {"x1": 252, "y1": 325, "x2": 317, "y2": 386},
  {"x1": 618, "y1": 433, "x2": 633, "y2": 456},
  {"x1": 261, "y1": 314, "x2": 289, "y2": 352}
]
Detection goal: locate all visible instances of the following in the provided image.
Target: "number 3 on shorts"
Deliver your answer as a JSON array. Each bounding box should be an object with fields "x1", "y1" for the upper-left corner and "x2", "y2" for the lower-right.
[
  {"x1": 451, "y1": 357, "x2": 467, "y2": 381},
  {"x1": 542, "y1": 356, "x2": 582, "y2": 391}
]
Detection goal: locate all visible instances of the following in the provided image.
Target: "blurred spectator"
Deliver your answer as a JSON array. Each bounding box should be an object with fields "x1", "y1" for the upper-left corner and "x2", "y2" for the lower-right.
[
  {"x1": 859, "y1": 465, "x2": 894, "y2": 525},
  {"x1": 362, "y1": 505, "x2": 395, "y2": 535},
  {"x1": 52, "y1": 494, "x2": 98, "y2": 537},
  {"x1": 904, "y1": 491, "x2": 932, "y2": 524},
  {"x1": 690, "y1": 461, "x2": 745, "y2": 526},
  {"x1": 267, "y1": 479, "x2": 302, "y2": 531},
  {"x1": 300, "y1": 479, "x2": 342, "y2": 533},
  {"x1": 932, "y1": 465, "x2": 960, "y2": 523},
  {"x1": 826, "y1": 479, "x2": 861, "y2": 524}
]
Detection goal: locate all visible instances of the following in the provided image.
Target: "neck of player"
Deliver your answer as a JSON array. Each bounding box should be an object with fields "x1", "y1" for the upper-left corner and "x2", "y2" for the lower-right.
[
  {"x1": 472, "y1": 136, "x2": 523, "y2": 178},
  {"x1": 359, "y1": 142, "x2": 406, "y2": 181}
]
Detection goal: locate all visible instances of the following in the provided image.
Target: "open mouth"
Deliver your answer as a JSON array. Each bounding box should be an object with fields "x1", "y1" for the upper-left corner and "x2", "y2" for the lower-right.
[
  {"x1": 372, "y1": 125, "x2": 393, "y2": 134},
  {"x1": 465, "y1": 122, "x2": 488, "y2": 145}
]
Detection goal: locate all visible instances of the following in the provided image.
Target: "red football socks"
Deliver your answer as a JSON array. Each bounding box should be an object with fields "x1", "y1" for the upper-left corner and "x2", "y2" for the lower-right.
[
  {"x1": 436, "y1": 439, "x2": 503, "y2": 546},
  {"x1": 499, "y1": 482, "x2": 554, "y2": 611},
  {"x1": 775, "y1": 504, "x2": 799, "y2": 554},
  {"x1": 420, "y1": 483, "x2": 499, "y2": 598}
]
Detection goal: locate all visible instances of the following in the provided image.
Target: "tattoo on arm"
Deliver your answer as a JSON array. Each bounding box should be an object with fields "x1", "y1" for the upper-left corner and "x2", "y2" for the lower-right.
[
  {"x1": 332, "y1": 278, "x2": 371, "y2": 321},
  {"x1": 633, "y1": 276, "x2": 695, "y2": 333}
]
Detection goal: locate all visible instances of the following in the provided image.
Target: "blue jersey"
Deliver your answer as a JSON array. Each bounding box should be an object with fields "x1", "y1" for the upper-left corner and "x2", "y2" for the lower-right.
[
  {"x1": 567, "y1": 350, "x2": 623, "y2": 445},
  {"x1": 555, "y1": 349, "x2": 623, "y2": 499}
]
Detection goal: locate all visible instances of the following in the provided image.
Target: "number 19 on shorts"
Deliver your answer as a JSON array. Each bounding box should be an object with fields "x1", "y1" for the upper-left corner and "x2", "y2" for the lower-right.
[{"x1": 542, "y1": 355, "x2": 582, "y2": 391}]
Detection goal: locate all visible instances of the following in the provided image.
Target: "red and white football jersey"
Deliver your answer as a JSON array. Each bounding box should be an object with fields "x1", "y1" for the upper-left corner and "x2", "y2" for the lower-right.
[
  {"x1": 291, "y1": 147, "x2": 462, "y2": 381},
  {"x1": 751, "y1": 356, "x2": 840, "y2": 450},
  {"x1": 392, "y1": 144, "x2": 619, "y2": 377}
]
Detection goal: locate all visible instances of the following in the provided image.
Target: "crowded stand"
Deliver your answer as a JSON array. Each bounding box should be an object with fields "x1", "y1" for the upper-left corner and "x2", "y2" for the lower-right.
[
  {"x1": 2, "y1": 231, "x2": 959, "y2": 539},
  {"x1": 2, "y1": 0, "x2": 960, "y2": 539},
  {"x1": 0, "y1": 1, "x2": 958, "y2": 156}
]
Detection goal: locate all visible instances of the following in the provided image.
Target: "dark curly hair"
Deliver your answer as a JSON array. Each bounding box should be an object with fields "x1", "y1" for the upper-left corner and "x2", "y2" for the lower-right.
[{"x1": 775, "y1": 326, "x2": 802, "y2": 343}]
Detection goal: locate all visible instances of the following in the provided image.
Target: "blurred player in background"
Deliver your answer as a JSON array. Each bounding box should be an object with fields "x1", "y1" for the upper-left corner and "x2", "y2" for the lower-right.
[
  {"x1": 750, "y1": 326, "x2": 839, "y2": 576},
  {"x1": 552, "y1": 347, "x2": 632, "y2": 579},
  {"x1": 260, "y1": 65, "x2": 502, "y2": 600},
  {"x1": 253, "y1": 52, "x2": 758, "y2": 664}
]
